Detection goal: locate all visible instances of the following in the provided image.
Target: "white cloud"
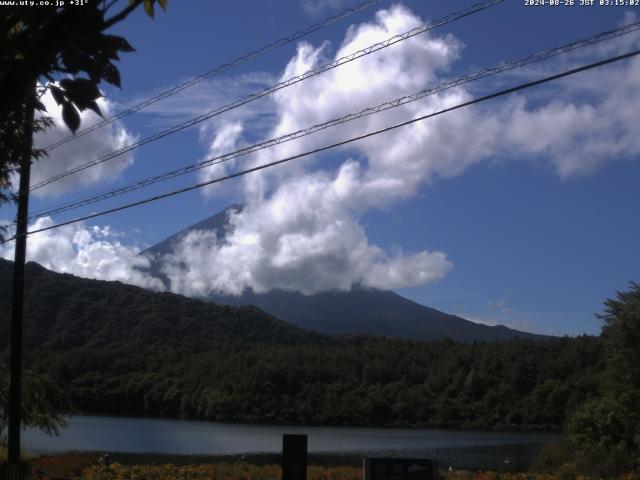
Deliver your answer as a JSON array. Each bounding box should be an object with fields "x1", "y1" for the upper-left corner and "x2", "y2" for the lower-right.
[
  {"x1": 157, "y1": 5, "x2": 469, "y2": 296},
  {"x1": 159, "y1": 5, "x2": 640, "y2": 297},
  {"x1": 30, "y1": 88, "x2": 138, "y2": 198},
  {"x1": 11, "y1": 7, "x2": 640, "y2": 300},
  {"x1": 242, "y1": 6, "x2": 640, "y2": 187},
  {"x1": 198, "y1": 121, "x2": 244, "y2": 198},
  {"x1": 499, "y1": 58, "x2": 640, "y2": 177},
  {"x1": 124, "y1": 72, "x2": 277, "y2": 134},
  {"x1": 161, "y1": 173, "x2": 452, "y2": 296},
  {"x1": 0, "y1": 217, "x2": 162, "y2": 290}
]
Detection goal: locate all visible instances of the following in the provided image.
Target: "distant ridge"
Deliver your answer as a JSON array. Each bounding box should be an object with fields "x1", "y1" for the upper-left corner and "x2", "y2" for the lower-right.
[
  {"x1": 0, "y1": 258, "x2": 327, "y2": 350},
  {"x1": 207, "y1": 287, "x2": 545, "y2": 342},
  {"x1": 145, "y1": 206, "x2": 547, "y2": 342}
]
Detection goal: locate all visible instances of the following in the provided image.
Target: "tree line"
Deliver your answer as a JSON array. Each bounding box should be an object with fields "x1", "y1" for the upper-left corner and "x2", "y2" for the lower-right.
[{"x1": 24, "y1": 336, "x2": 602, "y2": 432}]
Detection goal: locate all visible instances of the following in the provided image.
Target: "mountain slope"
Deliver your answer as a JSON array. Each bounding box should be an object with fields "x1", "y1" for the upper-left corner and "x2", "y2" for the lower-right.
[
  {"x1": 145, "y1": 206, "x2": 546, "y2": 342},
  {"x1": 142, "y1": 204, "x2": 241, "y2": 259},
  {"x1": 207, "y1": 288, "x2": 539, "y2": 342},
  {"x1": 0, "y1": 258, "x2": 327, "y2": 350}
]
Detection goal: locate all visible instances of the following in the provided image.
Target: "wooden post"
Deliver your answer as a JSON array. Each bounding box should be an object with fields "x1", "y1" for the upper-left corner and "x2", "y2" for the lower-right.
[
  {"x1": 7, "y1": 96, "x2": 35, "y2": 480},
  {"x1": 282, "y1": 434, "x2": 307, "y2": 480}
]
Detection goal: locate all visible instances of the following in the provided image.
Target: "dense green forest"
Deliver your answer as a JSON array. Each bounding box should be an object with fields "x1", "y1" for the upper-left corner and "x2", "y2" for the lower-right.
[{"x1": 24, "y1": 336, "x2": 602, "y2": 431}]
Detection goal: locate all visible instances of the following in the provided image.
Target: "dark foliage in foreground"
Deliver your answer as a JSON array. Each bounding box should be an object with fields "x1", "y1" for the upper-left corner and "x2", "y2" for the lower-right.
[{"x1": 566, "y1": 282, "x2": 640, "y2": 476}]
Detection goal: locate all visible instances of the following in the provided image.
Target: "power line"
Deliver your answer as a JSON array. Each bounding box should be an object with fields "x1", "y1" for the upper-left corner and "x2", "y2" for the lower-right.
[
  {"x1": 22, "y1": 20, "x2": 640, "y2": 223},
  {"x1": 41, "y1": 0, "x2": 386, "y2": 153},
  {"x1": 27, "y1": 0, "x2": 504, "y2": 194},
  {"x1": 2, "y1": 48, "x2": 637, "y2": 245}
]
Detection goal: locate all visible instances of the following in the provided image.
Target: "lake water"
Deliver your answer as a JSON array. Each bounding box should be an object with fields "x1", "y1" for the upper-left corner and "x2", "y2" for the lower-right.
[{"x1": 22, "y1": 415, "x2": 558, "y2": 456}]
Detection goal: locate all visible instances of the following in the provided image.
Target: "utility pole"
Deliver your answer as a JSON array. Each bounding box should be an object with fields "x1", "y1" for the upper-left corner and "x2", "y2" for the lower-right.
[{"x1": 7, "y1": 95, "x2": 35, "y2": 480}]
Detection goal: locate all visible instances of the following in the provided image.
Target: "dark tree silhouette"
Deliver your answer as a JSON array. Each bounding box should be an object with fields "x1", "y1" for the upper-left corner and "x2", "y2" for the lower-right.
[
  {"x1": 0, "y1": 0, "x2": 167, "y2": 208},
  {"x1": 0, "y1": 0, "x2": 167, "y2": 449},
  {"x1": 568, "y1": 282, "x2": 640, "y2": 476}
]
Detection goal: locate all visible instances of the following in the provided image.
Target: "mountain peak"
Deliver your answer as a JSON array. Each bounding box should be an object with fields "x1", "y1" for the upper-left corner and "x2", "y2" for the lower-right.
[
  {"x1": 142, "y1": 207, "x2": 548, "y2": 342},
  {"x1": 143, "y1": 204, "x2": 242, "y2": 258}
]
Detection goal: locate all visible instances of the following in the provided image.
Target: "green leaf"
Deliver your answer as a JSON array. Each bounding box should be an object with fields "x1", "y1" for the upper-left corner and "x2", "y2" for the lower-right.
[
  {"x1": 157, "y1": 0, "x2": 168, "y2": 11},
  {"x1": 59, "y1": 79, "x2": 72, "y2": 90},
  {"x1": 50, "y1": 86, "x2": 66, "y2": 106},
  {"x1": 85, "y1": 100, "x2": 103, "y2": 118},
  {"x1": 143, "y1": 0, "x2": 154, "y2": 18},
  {"x1": 62, "y1": 78, "x2": 100, "y2": 98},
  {"x1": 103, "y1": 63, "x2": 121, "y2": 88},
  {"x1": 86, "y1": 63, "x2": 104, "y2": 84},
  {"x1": 62, "y1": 103, "x2": 80, "y2": 133},
  {"x1": 59, "y1": 78, "x2": 101, "y2": 113},
  {"x1": 60, "y1": 45, "x2": 86, "y2": 74},
  {"x1": 109, "y1": 35, "x2": 136, "y2": 53},
  {"x1": 103, "y1": 36, "x2": 124, "y2": 61}
]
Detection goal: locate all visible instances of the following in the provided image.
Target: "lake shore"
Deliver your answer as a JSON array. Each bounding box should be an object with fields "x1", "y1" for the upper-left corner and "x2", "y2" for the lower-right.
[
  {"x1": 23, "y1": 414, "x2": 559, "y2": 457},
  {"x1": 31, "y1": 451, "x2": 638, "y2": 480},
  {"x1": 31, "y1": 442, "x2": 549, "y2": 473}
]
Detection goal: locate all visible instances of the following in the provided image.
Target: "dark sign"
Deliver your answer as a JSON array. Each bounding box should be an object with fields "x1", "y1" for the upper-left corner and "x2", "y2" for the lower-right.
[
  {"x1": 364, "y1": 457, "x2": 438, "y2": 480},
  {"x1": 282, "y1": 434, "x2": 308, "y2": 480}
]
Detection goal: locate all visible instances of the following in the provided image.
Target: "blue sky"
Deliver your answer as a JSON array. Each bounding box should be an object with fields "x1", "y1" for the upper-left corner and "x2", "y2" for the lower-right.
[{"x1": 2, "y1": 0, "x2": 639, "y2": 335}]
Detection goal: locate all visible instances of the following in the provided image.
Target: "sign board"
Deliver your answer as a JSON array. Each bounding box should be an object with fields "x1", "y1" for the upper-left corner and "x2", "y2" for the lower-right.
[{"x1": 363, "y1": 457, "x2": 438, "y2": 480}]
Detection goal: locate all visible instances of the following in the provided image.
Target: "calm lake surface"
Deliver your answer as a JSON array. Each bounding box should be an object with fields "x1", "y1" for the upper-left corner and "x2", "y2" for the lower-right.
[{"x1": 22, "y1": 415, "x2": 558, "y2": 455}]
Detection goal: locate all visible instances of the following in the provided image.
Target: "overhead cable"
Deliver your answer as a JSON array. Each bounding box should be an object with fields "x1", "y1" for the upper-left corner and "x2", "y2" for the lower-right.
[
  {"x1": 41, "y1": 0, "x2": 387, "y2": 152},
  {"x1": 2, "y1": 48, "x2": 637, "y2": 244},
  {"x1": 22, "y1": 20, "x2": 640, "y2": 223},
  {"x1": 27, "y1": 0, "x2": 504, "y2": 193}
]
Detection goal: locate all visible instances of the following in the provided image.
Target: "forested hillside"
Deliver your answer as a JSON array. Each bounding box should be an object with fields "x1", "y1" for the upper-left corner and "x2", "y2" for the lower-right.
[
  {"x1": 26, "y1": 336, "x2": 602, "y2": 431},
  {"x1": 0, "y1": 258, "x2": 605, "y2": 432},
  {"x1": 0, "y1": 259, "x2": 327, "y2": 349}
]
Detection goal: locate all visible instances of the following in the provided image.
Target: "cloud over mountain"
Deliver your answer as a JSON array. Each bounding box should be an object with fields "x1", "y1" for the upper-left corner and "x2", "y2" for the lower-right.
[
  {"x1": 170, "y1": 5, "x2": 461, "y2": 296},
  {"x1": 10, "y1": 6, "x2": 640, "y2": 298},
  {"x1": 178, "y1": 5, "x2": 640, "y2": 296}
]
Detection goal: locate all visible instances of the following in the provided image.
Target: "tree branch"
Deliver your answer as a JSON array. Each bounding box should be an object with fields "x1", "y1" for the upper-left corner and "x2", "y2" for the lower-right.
[
  {"x1": 103, "y1": 0, "x2": 120, "y2": 13},
  {"x1": 103, "y1": 0, "x2": 144, "y2": 29}
]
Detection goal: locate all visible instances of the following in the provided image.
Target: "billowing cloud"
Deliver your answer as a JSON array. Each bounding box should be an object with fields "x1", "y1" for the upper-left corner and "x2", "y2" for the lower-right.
[
  {"x1": 199, "y1": 121, "x2": 244, "y2": 198},
  {"x1": 499, "y1": 59, "x2": 640, "y2": 177},
  {"x1": 0, "y1": 217, "x2": 162, "y2": 290},
  {"x1": 30, "y1": 88, "x2": 138, "y2": 197},
  {"x1": 162, "y1": 5, "x2": 640, "y2": 297},
  {"x1": 161, "y1": 175, "x2": 452, "y2": 296},
  {"x1": 164, "y1": 5, "x2": 477, "y2": 296},
  {"x1": 10, "y1": 6, "x2": 639, "y2": 300}
]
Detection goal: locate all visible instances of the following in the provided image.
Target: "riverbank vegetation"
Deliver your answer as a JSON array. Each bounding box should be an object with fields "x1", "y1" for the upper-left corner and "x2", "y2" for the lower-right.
[{"x1": 27, "y1": 453, "x2": 640, "y2": 480}]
